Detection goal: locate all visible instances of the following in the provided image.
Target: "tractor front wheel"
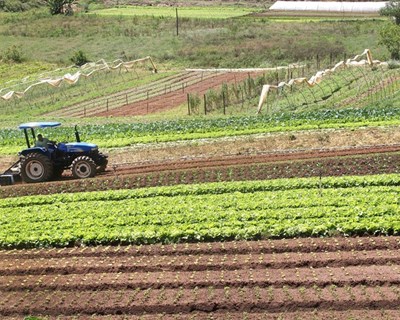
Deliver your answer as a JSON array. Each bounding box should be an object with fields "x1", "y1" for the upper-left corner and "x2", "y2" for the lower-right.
[
  {"x1": 21, "y1": 153, "x2": 53, "y2": 183},
  {"x1": 71, "y1": 156, "x2": 96, "y2": 179}
]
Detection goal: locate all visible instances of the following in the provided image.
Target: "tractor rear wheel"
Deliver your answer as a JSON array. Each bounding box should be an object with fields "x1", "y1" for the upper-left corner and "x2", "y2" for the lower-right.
[
  {"x1": 21, "y1": 153, "x2": 53, "y2": 183},
  {"x1": 71, "y1": 156, "x2": 96, "y2": 179}
]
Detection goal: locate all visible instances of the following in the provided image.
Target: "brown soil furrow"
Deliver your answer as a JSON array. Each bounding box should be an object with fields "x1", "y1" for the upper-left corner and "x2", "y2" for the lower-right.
[
  {"x1": 0, "y1": 236, "x2": 398, "y2": 259},
  {"x1": 24, "y1": 309, "x2": 400, "y2": 320},
  {"x1": 1, "y1": 264, "x2": 399, "y2": 292},
  {"x1": 3, "y1": 310, "x2": 400, "y2": 320},
  {"x1": 3, "y1": 146, "x2": 400, "y2": 199},
  {"x1": 1, "y1": 286, "x2": 399, "y2": 317},
  {"x1": 110, "y1": 144, "x2": 400, "y2": 176},
  {"x1": 1, "y1": 237, "x2": 400, "y2": 318},
  {"x1": 0, "y1": 248, "x2": 399, "y2": 276}
]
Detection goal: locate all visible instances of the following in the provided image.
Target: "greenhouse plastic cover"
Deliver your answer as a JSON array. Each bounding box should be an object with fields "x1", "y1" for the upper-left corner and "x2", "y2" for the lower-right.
[{"x1": 269, "y1": 1, "x2": 387, "y2": 13}]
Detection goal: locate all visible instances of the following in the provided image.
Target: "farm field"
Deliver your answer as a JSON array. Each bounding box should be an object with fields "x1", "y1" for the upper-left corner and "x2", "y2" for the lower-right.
[
  {"x1": 1, "y1": 1, "x2": 400, "y2": 318},
  {"x1": 91, "y1": 6, "x2": 260, "y2": 19},
  {"x1": 0, "y1": 237, "x2": 400, "y2": 318}
]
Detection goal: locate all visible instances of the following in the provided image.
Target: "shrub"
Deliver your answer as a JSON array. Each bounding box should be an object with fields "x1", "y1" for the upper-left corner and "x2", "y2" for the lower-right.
[
  {"x1": 46, "y1": 0, "x2": 73, "y2": 15},
  {"x1": 379, "y1": 22, "x2": 400, "y2": 60},
  {"x1": 0, "y1": 0, "x2": 43, "y2": 12},
  {"x1": 1, "y1": 45, "x2": 25, "y2": 63},
  {"x1": 70, "y1": 50, "x2": 90, "y2": 66}
]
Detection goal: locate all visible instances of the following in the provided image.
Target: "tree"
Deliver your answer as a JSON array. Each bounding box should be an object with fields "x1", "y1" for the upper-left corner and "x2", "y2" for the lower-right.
[
  {"x1": 46, "y1": 0, "x2": 73, "y2": 15},
  {"x1": 380, "y1": 0, "x2": 400, "y2": 25},
  {"x1": 379, "y1": 23, "x2": 400, "y2": 60},
  {"x1": 380, "y1": 0, "x2": 400, "y2": 59}
]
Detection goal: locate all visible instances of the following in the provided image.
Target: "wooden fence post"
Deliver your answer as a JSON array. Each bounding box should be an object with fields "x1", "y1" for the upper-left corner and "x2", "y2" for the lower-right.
[
  {"x1": 147, "y1": 90, "x2": 149, "y2": 114},
  {"x1": 187, "y1": 93, "x2": 191, "y2": 116},
  {"x1": 222, "y1": 91, "x2": 226, "y2": 115},
  {"x1": 204, "y1": 94, "x2": 207, "y2": 115}
]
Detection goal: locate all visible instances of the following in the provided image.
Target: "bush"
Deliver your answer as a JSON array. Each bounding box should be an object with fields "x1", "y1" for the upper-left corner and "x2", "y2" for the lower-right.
[
  {"x1": 46, "y1": 0, "x2": 73, "y2": 15},
  {"x1": 1, "y1": 45, "x2": 25, "y2": 63},
  {"x1": 0, "y1": 0, "x2": 43, "y2": 12},
  {"x1": 379, "y1": 22, "x2": 400, "y2": 60},
  {"x1": 70, "y1": 50, "x2": 90, "y2": 66}
]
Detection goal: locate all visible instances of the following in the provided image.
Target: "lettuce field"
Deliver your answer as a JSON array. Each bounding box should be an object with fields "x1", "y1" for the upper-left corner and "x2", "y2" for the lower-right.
[{"x1": 1, "y1": 174, "x2": 400, "y2": 248}]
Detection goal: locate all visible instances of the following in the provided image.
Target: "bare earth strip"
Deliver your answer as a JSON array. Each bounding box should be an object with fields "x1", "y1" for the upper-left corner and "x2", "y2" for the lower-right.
[
  {"x1": 2, "y1": 143, "x2": 400, "y2": 198},
  {"x1": 95, "y1": 71, "x2": 266, "y2": 117},
  {"x1": 0, "y1": 237, "x2": 399, "y2": 318}
]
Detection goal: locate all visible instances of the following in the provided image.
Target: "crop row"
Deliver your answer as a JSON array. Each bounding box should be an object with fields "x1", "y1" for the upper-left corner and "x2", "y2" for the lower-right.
[
  {"x1": 0, "y1": 174, "x2": 400, "y2": 248},
  {"x1": 1, "y1": 105, "x2": 400, "y2": 155},
  {"x1": 2, "y1": 152, "x2": 400, "y2": 199}
]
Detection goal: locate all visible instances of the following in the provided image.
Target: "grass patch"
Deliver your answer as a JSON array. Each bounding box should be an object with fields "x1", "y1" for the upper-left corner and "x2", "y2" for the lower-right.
[{"x1": 91, "y1": 6, "x2": 260, "y2": 19}]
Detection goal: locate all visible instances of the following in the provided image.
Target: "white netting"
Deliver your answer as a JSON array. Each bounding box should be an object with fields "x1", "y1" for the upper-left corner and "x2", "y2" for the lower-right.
[
  {"x1": 269, "y1": 1, "x2": 387, "y2": 13},
  {"x1": 0, "y1": 56, "x2": 157, "y2": 101},
  {"x1": 257, "y1": 49, "x2": 387, "y2": 114}
]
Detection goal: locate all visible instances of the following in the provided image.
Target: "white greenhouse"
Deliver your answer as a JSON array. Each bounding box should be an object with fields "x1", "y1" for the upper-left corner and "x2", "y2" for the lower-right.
[{"x1": 269, "y1": 1, "x2": 388, "y2": 13}]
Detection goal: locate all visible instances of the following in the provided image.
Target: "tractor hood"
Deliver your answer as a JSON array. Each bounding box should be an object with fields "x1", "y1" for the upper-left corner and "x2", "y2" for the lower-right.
[{"x1": 59, "y1": 142, "x2": 98, "y2": 153}]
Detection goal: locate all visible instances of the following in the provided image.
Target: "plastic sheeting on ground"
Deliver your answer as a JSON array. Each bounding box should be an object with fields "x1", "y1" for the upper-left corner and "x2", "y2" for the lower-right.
[
  {"x1": 269, "y1": 1, "x2": 387, "y2": 13},
  {"x1": 1, "y1": 56, "x2": 156, "y2": 101},
  {"x1": 256, "y1": 49, "x2": 387, "y2": 114}
]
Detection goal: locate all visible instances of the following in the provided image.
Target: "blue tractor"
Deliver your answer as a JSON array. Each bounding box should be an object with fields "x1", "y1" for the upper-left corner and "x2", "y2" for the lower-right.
[{"x1": 2, "y1": 122, "x2": 108, "y2": 183}]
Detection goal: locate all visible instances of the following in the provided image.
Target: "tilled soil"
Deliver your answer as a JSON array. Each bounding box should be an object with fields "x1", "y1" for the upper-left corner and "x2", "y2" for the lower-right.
[
  {"x1": 1, "y1": 237, "x2": 400, "y2": 319},
  {"x1": 2, "y1": 145, "x2": 400, "y2": 198}
]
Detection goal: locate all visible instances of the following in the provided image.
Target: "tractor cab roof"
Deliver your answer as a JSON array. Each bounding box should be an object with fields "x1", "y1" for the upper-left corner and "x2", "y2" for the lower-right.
[{"x1": 19, "y1": 122, "x2": 61, "y2": 130}]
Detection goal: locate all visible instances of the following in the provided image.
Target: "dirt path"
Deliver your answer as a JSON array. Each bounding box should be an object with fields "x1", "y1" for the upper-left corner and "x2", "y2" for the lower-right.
[{"x1": 1, "y1": 237, "x2": 399, "y2": 318}]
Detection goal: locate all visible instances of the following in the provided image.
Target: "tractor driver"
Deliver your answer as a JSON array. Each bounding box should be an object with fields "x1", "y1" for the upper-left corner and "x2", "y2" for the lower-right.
[{"x1": 34, "y1": 134, "x2": 50, "y2": 148}]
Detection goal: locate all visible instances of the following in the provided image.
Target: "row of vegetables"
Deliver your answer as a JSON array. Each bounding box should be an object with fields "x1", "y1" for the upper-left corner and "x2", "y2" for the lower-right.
[
  {"x1": 1, "y1": 174, "x2": 399, "y2": 248},
  {"x1": 0, "y1": 105, "x2": 399, "y2": 154}
]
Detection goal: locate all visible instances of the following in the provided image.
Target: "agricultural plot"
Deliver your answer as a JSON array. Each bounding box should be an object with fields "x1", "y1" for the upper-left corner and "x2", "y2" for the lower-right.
[
  {"x1": 2, "y1": 145, "x2": 400, "y2": 199},
  {"x1": 1, "y1": 174, "x2": 400, "y2": 247},
  {"x1": 2, "y1": 103, "x2": 400, "y2": 156},
  {"x1": 91, "y1": 6, "x2": 260, "y2": 19},
  {"x1": 1, "y1": 3, "x2": 400, "y2": 319},
  {"x1": 0, "y1": 237, "x2": 400, "y2": 318}
]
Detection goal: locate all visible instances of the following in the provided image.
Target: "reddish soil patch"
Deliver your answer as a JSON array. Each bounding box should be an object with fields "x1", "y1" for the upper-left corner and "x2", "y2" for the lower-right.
[
  {"x1": 95, "y1": 71, "x2": 265, "y2": 117},
  {"x1": 1, "y1": 236, "x2": 399, "y2": 318}
]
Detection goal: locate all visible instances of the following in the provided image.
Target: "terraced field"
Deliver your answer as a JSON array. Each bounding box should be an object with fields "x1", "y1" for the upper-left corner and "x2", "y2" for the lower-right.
[{"x1": 0, "y1": 33, "x2": 399, "y2": 320}]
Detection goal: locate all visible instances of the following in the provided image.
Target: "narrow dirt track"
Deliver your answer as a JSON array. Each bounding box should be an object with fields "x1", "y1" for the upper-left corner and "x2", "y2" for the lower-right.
[{"x1": 1, "y1": 237, "x2": 400, "y2": 319}]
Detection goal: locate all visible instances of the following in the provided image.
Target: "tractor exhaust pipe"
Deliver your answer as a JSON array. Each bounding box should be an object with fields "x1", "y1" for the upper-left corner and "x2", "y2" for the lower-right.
[{"x1": 75, "y1": 125, "x2": 81, "y2": 142}]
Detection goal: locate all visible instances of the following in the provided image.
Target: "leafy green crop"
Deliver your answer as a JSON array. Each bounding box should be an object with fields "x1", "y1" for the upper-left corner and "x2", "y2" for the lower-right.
[
  {"x1": 1, "y1": 105, "x2": 400, "y2": 155},
  {"x1": 1, "y1": 174, "x2": 400, "y2": 248}
]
